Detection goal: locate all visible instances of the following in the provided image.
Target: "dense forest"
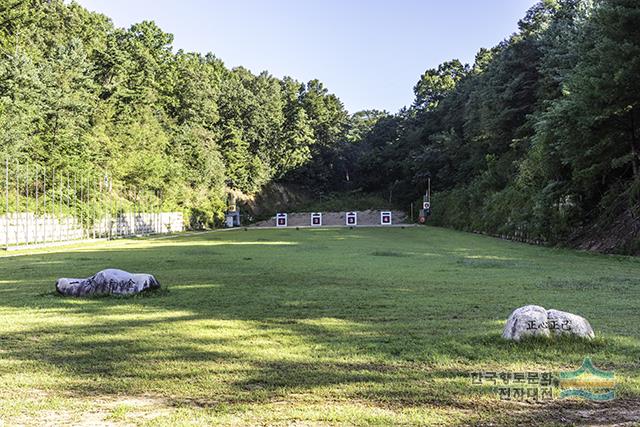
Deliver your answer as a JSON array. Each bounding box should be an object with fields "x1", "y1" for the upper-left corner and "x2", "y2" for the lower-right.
[
  {"x1": 0, "y1": 0, "x2": 351, "y2": 227},
  {"x1": 318, "y1": 0, "x2": 640, "y2": 253},
  {"x1": 1, "y1": 0, "x2": 639, "y2": 252}
]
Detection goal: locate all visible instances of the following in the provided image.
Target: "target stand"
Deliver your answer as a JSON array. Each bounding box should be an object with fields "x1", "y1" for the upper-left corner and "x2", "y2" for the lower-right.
[
  {"x1": 311, "y1": 212, "x2": 322, "y2": 226},
  {"x1": 380, "y1": 211, "x2": 392, "y2": 225},
  {"x1": 276, "y1": 213, "x2": 288, "y2": 227},
  {"x1": 346, "y1": 212, "x2": 357, "y2": 226}
]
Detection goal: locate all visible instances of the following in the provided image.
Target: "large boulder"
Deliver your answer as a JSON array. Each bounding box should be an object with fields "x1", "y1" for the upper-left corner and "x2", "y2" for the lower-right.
[
  {"x1": 502, "y1": 305, "x2": 550, "y2": 340},
  {"x1": 502, "y1": 305, "x2": 594, "y2": 341},
  {"x1": 546, "y1": 309, "x2": 595, "y2": 339},
  {"x1": 56, "y1": 268, "x2": 161, "y2": 297}
]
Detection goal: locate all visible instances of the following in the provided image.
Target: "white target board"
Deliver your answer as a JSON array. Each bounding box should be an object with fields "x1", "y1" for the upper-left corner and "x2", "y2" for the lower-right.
[
  {"x1": 311, "y1": 212, "x2": 322, "y2": 226},
  {"x1": 346, "y1": 211, "x2": 357, "y2": 226},
  {"x1": 380, "y1": 211, "x2": 392, "y2": 225},
  {"x1": 276, "y1": 213, "x2": 288, "y2": 227}
]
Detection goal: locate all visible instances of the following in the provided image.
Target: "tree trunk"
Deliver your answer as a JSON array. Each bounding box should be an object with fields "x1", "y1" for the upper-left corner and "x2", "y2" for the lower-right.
[{"x1": 631, "y1": 107, "x2": 639, "y2": 178}]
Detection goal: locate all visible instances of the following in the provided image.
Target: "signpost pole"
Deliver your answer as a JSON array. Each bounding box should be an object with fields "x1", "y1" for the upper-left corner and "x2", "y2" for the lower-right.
[{"x1": 4, "y1": 159, "x2": 8, "y2": 249}]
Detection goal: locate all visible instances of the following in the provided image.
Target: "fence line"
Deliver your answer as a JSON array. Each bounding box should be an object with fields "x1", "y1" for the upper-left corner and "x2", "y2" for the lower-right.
[{"x1": 1, "y1": 159, "x2": 183, "y2": 249}]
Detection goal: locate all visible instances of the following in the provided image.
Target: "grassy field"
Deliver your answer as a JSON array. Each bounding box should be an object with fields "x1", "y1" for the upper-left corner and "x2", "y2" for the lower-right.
[{"x1": 0, "y1": 226, "x2": 639, "y2": 425}]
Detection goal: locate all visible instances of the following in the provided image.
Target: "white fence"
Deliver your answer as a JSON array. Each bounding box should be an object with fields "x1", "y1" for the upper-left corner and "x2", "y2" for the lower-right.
[
  {"x1": 0, "y1": 159, "x2": 186, "y2": 249},
  {"x1": 0, "y1": 211, "x2": 183, "y2": 248}
]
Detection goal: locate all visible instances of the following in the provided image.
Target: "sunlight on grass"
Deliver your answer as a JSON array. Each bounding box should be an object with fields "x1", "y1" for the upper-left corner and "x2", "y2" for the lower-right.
[
  {"x1": 464, "y1": 255, "x2": 521, "y2": 260},
  {"x1": 0, "y1": 227, "x2": 638, "y2": 425}
]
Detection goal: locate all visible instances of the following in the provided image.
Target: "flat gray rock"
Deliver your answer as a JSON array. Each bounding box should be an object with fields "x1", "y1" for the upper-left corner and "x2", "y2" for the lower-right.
[
  {"x1": 56, "y1": 268, "x2": 160, "y2": 297},
  {"x1": 502, "y1": 305, "x2": 594, "y2": 341}
]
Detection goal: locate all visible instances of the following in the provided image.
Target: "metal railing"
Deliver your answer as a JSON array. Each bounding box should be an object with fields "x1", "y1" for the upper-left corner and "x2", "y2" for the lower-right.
[{"x1": 1, "y1": 159, "x2": 183, "y2": 249}]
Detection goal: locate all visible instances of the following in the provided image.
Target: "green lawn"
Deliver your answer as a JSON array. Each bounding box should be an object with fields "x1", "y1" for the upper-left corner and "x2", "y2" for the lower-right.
[{"x1": 0, "y1": 227, "x2": 638, "y2": 425}]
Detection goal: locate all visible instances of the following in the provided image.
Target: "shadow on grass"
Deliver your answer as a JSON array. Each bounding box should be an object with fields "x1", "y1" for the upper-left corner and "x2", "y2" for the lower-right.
[
  {"x1": 37, "y1": 287, "x2": 171, "y2": 300},
  {"x1": 1, "y1": 316, "x2": 637, "y2": 424},
  {"x1": 0, "y1": 231, "x2": 639, "y2": 424}
]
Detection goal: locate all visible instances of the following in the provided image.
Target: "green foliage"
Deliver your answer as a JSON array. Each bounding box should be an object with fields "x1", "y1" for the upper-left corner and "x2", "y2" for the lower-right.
[
  {"x1": 341, "y1": 0, "x2": 640, "y2": 250},
  {"x1": 294, "y1": 191, "x2": 390, "y2": 213},
  {"x1": 3, "y1": 0, "x2": 637, "y2": 243},
  {"x1": 413, "y1": 60, "x2": 468, "y2": 111},
  {"x1": 0, "y1": 48, "x2": 41, "y2": 159},
  {"x1": 0, "y1": 0, "x2": 351, "y2": 228}
]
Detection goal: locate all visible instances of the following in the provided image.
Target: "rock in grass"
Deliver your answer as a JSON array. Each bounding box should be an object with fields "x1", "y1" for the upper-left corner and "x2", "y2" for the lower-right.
[
  {"x1": 546, "y1": 309, "x2": 595, "y2": 339},
  {"x1": 502, "y1": 305, "x2": 550, "y2": 340},
  {"x1": 56, "y1": 268, "x2": 160, "y2": 297},
  {"x1": 502, "y1": 305, "x2": 594, "y2": 341}
]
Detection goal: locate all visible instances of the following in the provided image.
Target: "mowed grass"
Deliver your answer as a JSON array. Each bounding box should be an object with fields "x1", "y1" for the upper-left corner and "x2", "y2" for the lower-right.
[{"x1": 0, "y1": 226, "x2": 639, "y2": 425}]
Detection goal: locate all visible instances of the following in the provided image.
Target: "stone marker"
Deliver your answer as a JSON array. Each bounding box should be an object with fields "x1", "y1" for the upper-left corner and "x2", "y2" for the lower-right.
[
  {"x1": 503, "y1": 305, "x2": 550, "y2": 340},
  {"x1": 546, "y1": 309, "x2": 595, "y2": 339},
  {"x1": 56, "y1": 268, "x2": 161, "y2": 297},
  {"x1": 502, "y1": 304, "x2": 594, "y2": 341}
]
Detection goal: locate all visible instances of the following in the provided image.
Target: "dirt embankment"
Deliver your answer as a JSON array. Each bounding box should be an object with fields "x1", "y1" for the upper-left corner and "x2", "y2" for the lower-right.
[
  {"x1": 252, "y1": 210, "x2": 409, "y2": 227},
  {"x1": 236, "y1": 183, "x2": 311, "y2": 220},
  {"x1": 570, "y1": 207, "x2": 640, "y2": 255}
]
